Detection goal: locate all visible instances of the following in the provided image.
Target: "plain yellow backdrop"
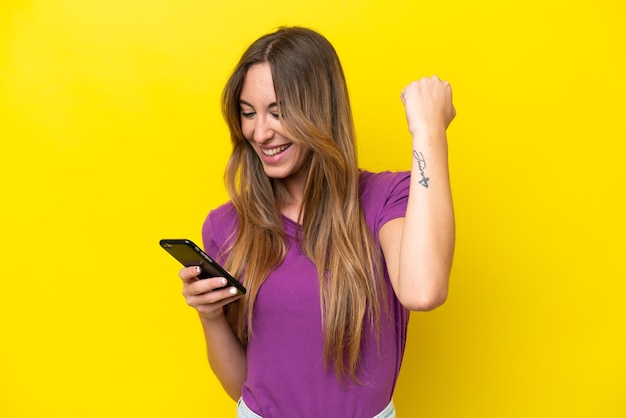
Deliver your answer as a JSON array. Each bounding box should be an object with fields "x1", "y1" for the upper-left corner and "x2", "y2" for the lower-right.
[{"x1": 1, "y1": 0, "x2": 624, "y2": 417}]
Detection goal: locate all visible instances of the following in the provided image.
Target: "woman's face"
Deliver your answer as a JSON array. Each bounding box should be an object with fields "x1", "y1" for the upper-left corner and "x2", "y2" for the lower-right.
[{"x1": 239, "y1": 63, "x2": 309, "y2": 186}]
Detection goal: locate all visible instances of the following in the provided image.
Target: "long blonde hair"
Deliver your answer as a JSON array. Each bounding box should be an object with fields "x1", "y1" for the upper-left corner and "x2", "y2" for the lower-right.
[{"x1": 220, "y1": 27, "x2": 384, "y2": 382}]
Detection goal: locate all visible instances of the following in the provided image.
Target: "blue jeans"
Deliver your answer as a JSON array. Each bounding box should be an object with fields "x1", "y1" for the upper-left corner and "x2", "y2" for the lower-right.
[{"x1": 237, "y1": 397, "x2": 396, "y2": 418}]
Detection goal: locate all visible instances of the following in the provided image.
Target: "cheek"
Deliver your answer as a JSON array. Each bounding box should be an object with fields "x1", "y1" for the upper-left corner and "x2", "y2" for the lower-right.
[
  {"x1": 293, "y1": 145, "x2": 311, "y2": 166},
  {"x1": 240, "y1": 119, "x2": 253, "y2": 141}
]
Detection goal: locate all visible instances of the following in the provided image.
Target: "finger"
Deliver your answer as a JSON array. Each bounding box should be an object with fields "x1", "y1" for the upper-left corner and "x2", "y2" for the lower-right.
[
  {"x1": 196, "y1": 293, "x2": 243, "y2": 318},
  {"x1": 214, "y1": 293, "x2": 243, "y2": 307},
  {"x1": 188, "y1": 286, "x2": 242, "y2": 307},
  {"x1": 184, "y1": 276, "x2": 229, "y2": 297},
  {"x1": 179, "y1": 266, "x2": 202, "y2": 282}
]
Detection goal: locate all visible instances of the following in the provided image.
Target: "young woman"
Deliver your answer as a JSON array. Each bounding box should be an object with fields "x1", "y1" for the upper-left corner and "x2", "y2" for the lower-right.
[{"x1": 178, "y1": 26, "x2": 456, "y2": 417}]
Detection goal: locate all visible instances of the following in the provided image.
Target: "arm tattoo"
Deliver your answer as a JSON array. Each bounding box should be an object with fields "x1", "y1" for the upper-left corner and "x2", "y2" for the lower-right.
[{"x1": 413, "y1": 150, "x2": 430, "y2": 188}]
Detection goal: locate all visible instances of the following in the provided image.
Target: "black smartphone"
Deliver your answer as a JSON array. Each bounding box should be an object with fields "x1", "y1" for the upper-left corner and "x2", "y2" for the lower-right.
[{"x1": 159, "y1": 239, "x2": 246, "y2": 295}]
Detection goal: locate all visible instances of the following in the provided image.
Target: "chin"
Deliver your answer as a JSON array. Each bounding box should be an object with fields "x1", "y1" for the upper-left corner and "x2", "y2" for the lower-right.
[
  {"x1": 267, "y1": 173, "x2": 292, "y2": 181},
  {"x1": 262, "y1": 168, "x2": 287, "y2": 179}
]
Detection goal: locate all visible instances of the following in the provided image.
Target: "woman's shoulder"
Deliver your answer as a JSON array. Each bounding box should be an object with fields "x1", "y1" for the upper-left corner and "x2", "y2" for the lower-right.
[
  {"x1": 207, "y1": 200, "x2": 237, "y2": 221},
  {"x1": 202, "y1": 201, "x2": 238, "y2": 241},
  {"x1": 359, "y1": 170, "x2": 411, "y2": 231}
]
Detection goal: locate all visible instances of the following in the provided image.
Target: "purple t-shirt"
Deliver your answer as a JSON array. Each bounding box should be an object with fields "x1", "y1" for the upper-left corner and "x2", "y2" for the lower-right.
[{"x1": 202, "y1": 171, "x2": 411, "y2": 417}]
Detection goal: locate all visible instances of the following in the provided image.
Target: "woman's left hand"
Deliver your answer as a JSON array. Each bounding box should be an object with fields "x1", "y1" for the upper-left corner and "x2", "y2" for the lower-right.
[{"x1": 400, "y1": 76, "x2": 456, "y2": 138}]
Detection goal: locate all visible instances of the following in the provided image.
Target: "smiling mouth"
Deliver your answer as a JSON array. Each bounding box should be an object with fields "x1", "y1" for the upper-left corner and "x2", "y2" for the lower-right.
[{"x1": 261, "y1": 144, "x2": 292, "y2": 156}]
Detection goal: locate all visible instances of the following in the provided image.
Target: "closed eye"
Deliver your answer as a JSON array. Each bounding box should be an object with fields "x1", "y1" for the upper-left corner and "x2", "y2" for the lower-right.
[{"x1": 241, "y1": 111, "x2": 256, "y2": 119}]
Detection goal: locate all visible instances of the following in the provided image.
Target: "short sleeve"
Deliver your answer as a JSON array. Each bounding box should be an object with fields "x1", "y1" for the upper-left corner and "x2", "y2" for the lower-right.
[
  {"x1": 359, "y1": 170, "x2": 411, "y2": 240},
  {"x1": 376, "y1": 171, "x2": 411, "y2": 231},
  {"x1": 201, "y1": 202, "x2": 238, "y2": 265}
]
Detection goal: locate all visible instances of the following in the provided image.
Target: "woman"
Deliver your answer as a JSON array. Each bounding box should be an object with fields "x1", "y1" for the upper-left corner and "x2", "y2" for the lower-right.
[{"x1": 179, "y1": 26, "x2": 455, "y2": 417}]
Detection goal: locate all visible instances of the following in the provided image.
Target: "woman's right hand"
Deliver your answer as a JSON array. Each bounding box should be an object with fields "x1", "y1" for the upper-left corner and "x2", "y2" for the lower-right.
[
  {"x1": 180, "y1": 266, "x2": 247, "y2": 400},
  {"x1": 180, "y1": 266, "x2": 243, "y2": 321}
]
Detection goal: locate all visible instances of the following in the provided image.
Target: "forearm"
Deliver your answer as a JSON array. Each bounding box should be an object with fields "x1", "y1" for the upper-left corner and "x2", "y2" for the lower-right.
[
  {"x1": 200, "y1": 315, "x2": 247, "y2": 400},
  {"x1": 397, "y1": 128, "x2": 455, "y2": 310}
]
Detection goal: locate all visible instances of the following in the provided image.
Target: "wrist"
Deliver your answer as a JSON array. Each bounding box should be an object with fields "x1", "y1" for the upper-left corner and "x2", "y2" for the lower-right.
[
  {"x1": 198, "y1": 309, "x2": 227, "y2": 325},
  {"x1": 410, "y1": 124, "x2": 446, "y2": 140},
  {"x1": 407, "y1": 116, "x2": 446, "y2": 136}
]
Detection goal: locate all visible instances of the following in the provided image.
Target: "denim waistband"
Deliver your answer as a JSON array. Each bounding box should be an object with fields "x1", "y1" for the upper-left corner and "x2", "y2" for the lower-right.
[
  {"x1": 237, "y1": 398, "x2": 262, "y2": 418},
  {"x1": 237, "y1": 397, "x2": 396, "y2": 418},
  {"x1": 373, "y1": 400, "x2": 396, "y2": 418}
]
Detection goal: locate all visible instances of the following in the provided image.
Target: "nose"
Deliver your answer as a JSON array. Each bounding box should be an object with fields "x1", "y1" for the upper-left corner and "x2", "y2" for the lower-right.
[{"x1": 253, "y1": 115, "x2": 274, "y2": 144}]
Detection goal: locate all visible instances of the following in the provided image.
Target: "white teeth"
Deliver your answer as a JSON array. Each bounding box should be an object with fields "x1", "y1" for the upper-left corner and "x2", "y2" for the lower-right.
[{"x1": 262, "y1": 144, "x2": 291, "y2": 156}]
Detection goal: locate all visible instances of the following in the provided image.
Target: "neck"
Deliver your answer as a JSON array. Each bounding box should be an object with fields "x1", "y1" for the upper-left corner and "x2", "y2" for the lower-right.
[{"x1": 278, "y1": 169, "x2": 307, "y2": 223}]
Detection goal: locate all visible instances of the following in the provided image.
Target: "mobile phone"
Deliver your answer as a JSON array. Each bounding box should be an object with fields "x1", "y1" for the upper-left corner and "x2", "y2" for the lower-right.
[{"x1": 159, "y1": 239, "x2": 246, "y2": 295}]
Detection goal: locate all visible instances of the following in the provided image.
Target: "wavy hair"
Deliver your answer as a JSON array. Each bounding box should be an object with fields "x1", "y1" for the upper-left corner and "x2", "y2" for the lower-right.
[{"x1": 220, "y1": 26, "x2": 384, "y2": 383}]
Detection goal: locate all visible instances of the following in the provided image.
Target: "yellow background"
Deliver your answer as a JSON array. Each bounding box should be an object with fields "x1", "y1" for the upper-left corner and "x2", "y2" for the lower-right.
[{"x1": 1, "y1": 0, "x2": 624, "y2": 417}]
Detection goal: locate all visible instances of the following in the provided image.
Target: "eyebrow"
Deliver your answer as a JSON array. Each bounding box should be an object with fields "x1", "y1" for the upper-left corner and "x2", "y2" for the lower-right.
[{"x1": 239, "y1": 100, "x2": 278, "y2": 108}]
